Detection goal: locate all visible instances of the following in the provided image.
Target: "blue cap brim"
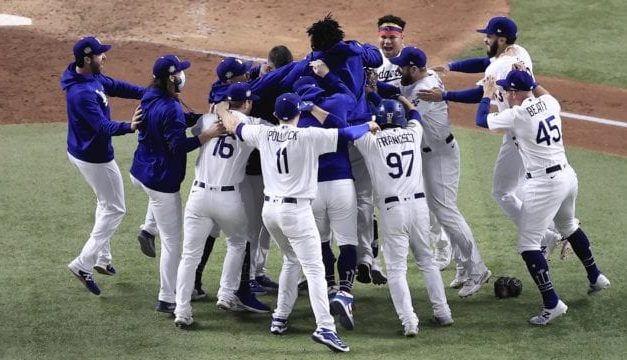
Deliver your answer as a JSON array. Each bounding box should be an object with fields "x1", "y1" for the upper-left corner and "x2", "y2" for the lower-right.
[
  {"x1": 94, "y1": 44, "x2": 112, "y2": 54},
  {"x1": 177, "y1": 60, "x2": 191, "y2": 72},
  {"x1": 495, "y1": 79, "x2": 510, "y2": 89},
  {"x1": 476, "y1": 28, "x2": 489, "y2": 34}
]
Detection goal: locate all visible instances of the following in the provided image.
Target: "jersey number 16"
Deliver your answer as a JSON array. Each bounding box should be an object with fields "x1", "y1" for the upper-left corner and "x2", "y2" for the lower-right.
[{"x1": 536, "y1": 115, "x2": 561, "y2": 146}]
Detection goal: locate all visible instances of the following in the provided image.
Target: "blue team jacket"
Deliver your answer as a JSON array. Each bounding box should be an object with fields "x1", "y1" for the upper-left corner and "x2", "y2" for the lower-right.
[
  {"x1": 130, "y1": 87, "x2": 201, "y2": 193},
  {"x1": 297, "y1": 73, "x2": 356, "y2": 182},
  {"x1": 60, "y1": 62, "x2": 144, "y2": 163},
  {"x1": 282, "y1": 41, "x2": 382, "y2": 124}
]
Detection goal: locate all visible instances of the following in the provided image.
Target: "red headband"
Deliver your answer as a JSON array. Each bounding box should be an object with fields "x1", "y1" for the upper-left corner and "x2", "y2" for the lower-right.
[{"x1": 378, "y1": 23, "x2": 404, "y2": 37}]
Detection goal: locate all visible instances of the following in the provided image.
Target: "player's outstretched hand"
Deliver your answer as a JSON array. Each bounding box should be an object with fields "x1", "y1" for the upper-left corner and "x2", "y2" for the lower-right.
[
  {"x1": 482, "y1": 75, "x2": 497, "y2": 98},
  {"x1": 130, "y1": 104, "x2": 143, "y2": 131},
  {"x1": 216, "y1": 105, "x2": 239, "y2": 134},
  {"x1": 299, "y1": 101, "x2": 314, "y2": 112},
  {"x1": 367, "y1": 121, "x2": 381, "y2": 134},
  {"x1": 310, "y1": 59, "x2": 330, "y2": 78},
  {"x1": 417, "y1": 87, "x2": 443, "y2": 102},
  {"x1": 431, "y1": 64, "x2": 449, "y2": 76}
]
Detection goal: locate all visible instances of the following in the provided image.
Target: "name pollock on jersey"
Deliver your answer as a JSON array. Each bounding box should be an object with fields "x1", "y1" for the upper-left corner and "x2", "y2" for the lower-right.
[
  {"x1": 375, "y1": 133, "x2": 416, "y2": 147},
  {"x1": 267, "y1": 129, "x2": 298, "y2": 142},
  {"x1": 525, "y1": 99, "x2": 547, "y2": 117}
]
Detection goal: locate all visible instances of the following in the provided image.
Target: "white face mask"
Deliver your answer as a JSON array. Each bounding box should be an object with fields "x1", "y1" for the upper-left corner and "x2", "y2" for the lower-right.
[{"x1": 171, "y1": 71, "x2": 186, "y2": 92}]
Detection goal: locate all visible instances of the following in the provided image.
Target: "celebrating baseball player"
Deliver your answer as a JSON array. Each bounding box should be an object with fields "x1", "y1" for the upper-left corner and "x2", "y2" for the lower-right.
[
  {"x1": 218, "y1": 92, "x2": 380, "y2": 353},
  {"x1": 353, "y1": 97, "x2": 453, "y2": 336},
  {"x1": 476, "y1": 70, "x2": 610, "y2": 325},
  {"x1": 294, "y1": 59, "x2": 359, "y2": 330},
  {"x1": 174, "y1": 82, "x2": 272, "y2": 327},
  {"x1": 374, "y1": 14, "x2": 453, "y2": 271},
  {"x1": 385, "y1": 46, "x2": 491, "y2": 297},
  {"x1": 418, "y1": 16, "x2": 565, "y2": 270},
  {"x1": 130, "y1": 55, "x2": 224, "y2": 313},
  {"x1": 63, "y1": 36, "x2": 144, "y2": 295}
]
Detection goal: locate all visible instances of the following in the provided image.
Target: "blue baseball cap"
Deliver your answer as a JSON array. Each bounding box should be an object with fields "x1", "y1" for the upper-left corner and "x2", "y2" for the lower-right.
[
  {"x1": 477, "y1": 16, "x2": 517, "y2": 39},
  {"x1": 73, "y1": 36, "x2": 111, "y2": 60},
  {"x1": 389, "y1": 46, "x2": 427, "y2": 68},
  {"x1": 152, "y1": 54, "x2": 191, "y2": 78},
  {"x1": 496, "y1": 69, "x2": 536, "y2": 91},
  {"x1": 217, "y1": 57, "x2": 253, "y2": 82},
  {"x1": 274, "y1": 93, "x2": 301, "y2": 120},
  {"x1": 227, "y1": 82, "x2": 260, "y2": 101}
]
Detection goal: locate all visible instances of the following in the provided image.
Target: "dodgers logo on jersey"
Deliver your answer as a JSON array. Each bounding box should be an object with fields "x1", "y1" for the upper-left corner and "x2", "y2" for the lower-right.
[{"x1": 95, "y1": 89, "x2": 108, "y2": 107}]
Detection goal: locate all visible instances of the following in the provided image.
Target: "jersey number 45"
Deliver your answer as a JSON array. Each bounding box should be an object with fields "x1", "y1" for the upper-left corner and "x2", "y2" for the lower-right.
[{"x1": 536, "y1": 115, "x2": 562, "y2": 146}]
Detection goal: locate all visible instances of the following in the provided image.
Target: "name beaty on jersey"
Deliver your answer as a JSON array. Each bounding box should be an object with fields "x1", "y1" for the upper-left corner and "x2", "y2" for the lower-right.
[{"x1": 525, "y1": 98, "x2": 547, "y2": 117}]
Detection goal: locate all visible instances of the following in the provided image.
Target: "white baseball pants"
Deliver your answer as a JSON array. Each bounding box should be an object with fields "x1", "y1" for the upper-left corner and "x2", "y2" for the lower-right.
[
  {"x1": 312, "y1": 179, "x2": 358, "y2": 247},
  {"x1": 68, "y1": 153, "x2": 124, "y2": 272},
  {"x1": 132, "y1": 176, "x2": 181, "y2": 304},
  {"x1": 518, "y1": 165, "x2": 579, "y2": 253},
  {"x1": 240, "y1": 174, "x2": 271, "y2": 278},
  {"x1": 422, "y1": 139, "x2": 487, "y2": 275},
  {"x1": 175, "y1": 184, "x2": 249, "y2": 317},
  {"x1": 349, "y1": 146, "x2": 375, "y2": 266},
  {"x1": 379, "y1": 196, "x2": 451, "y2": 328},
  {"x1": 263, "y1": 198, "x2": 336, "y2": 332}
]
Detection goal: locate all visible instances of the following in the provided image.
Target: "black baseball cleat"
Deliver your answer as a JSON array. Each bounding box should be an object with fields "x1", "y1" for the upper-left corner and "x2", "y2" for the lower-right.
[
  {"x1": 356, "y1": 263, "x2": 372, "y2": 284},
  {"x1": 94, "y1": 263, "x2": 116, "y2": 276},
  {"x1": 137, "y1": 229, "x2": 156, "y2": 258},
  {"x1": 155, "y1": 300, "x2": 176, "y2": 314}
]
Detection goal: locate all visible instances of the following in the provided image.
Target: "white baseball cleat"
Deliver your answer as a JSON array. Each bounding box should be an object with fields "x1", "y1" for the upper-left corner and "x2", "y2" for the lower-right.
[
  {"x1": 450, "y1": 266, "x2": 467, "y2": 289},
  {"x1": 458, "y1": 269, "x2": 492, "y2": 298},
  {"x1": 528, "y1": 300, "x2": 568, "y2": 326},
  {"x1": 216, "y1": 296, "x2": 239, "y2": 311},
  {"x1": 587, "y1": 273, "x2": 611, "y2": 295},
  {"x1": 174, "y1": 314, "x2": 194, "y2": 327},
  {"x1": 270, "y1": 317, "x2": 288, "y2": 335},
  {"x1": 403, "y1": 323, "x2": 418, "y2": 337}
]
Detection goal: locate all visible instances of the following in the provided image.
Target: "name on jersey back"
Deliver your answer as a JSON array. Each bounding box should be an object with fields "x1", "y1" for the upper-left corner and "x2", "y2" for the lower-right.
[
  {"x1": 526, "y1": 98, "x2": 547, "y2": 117},
  {"x1": 268, "y1": 129, "x2": 298, "y2": 142},
  {"x1": 376, "y1": 132, "x2": 415, "y2": 147}
]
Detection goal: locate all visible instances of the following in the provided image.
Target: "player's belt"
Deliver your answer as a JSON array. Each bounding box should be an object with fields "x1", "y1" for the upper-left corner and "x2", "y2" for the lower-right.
[
  {"x1": 193, "y1": 181, "x2": 235, "y2": 191},
  {"x1": 422, "y1": 133, "x2": 454, "y2": 153},
  {"x1": 264, "y1": 195, "x2": 298, "y2": 204},
  {"x1": 525, "y1": 164, "x2": 567, "y2": 179},
  {"x1": 384, "y1": 192, "x2": 425, "y2": 204}
]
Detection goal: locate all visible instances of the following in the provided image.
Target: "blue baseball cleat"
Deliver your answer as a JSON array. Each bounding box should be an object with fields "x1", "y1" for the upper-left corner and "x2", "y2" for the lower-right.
[
  {"x1": 256, "y1": 275, "x2": 279, "y2": 290},
  {"x1": 249, "y1": 279, "x2": 267, "y2": 295},
  {"x1": 311, "y1": 328, "x2": 350, "y2": 353},
  {"x1": 155, "y1": 300, "x2": 176, "y2": 313},
  {"x1": 235, "y1": 291, "x2": 271, "y2": 313},
  {"x1": 68, "y1": 264, "x2": 101, "y2": 295},
  {"x1": 330, "y1": 290, "x2": 355, "y2": 330},
  {"x1": 270, "y1": 317, "x2": 288, "y2": 335}
]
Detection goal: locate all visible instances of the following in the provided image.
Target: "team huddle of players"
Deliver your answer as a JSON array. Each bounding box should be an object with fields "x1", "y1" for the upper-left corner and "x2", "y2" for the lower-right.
[{"x1": 63, "y1": 14, "x2": 610, "y2": 353}]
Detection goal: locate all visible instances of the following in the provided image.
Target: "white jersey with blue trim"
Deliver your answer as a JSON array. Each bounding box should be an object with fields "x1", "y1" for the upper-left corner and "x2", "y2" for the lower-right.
[
  {"x1": 241, "y1": 124, "x2": 338, "y2": 199},
  {"x1": 482, "y1": 44, "x2": 534, "y2": 112},
  {"x1": 376, "y1": 48, "x2": 402, "y2": 87},
  {"x1": 353, "y1": 120, "x2": 425, "y2": 203},
  {"x1": 487, "y1": 94, "x2": 568, "y2": 173},
  {"x1": 400, "y1": 70, "x2": 451, "y2": 145},
  {"x1": 193, "y1": 111, "x2": 267, "y2": 186}
]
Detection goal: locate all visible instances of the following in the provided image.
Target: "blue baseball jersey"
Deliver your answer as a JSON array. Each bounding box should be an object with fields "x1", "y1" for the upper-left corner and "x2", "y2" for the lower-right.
[
  {"x1": 130, "y1": 87, "x2": 201, "y2": 193},
  {"x1": 60, "y1": 62, "x2": 144, "y2": 163}
]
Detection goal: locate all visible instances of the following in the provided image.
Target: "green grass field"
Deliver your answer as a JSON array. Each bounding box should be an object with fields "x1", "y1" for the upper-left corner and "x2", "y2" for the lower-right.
[
  {"x1": 456, "y1": 0, "x2": 627, "y2": 88},
  {"x1": 0, "y1": 123, "x2": 625, "y2": 359}
]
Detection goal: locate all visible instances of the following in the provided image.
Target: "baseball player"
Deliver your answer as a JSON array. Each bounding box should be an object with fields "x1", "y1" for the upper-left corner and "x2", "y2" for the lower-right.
[
  {"x1": 417, "y1": 16, "x2": 564, "y2": 285},
  {"x1": 476, "y1": 70, "x2": 610, "y2": 325},
  {"x1": 386, "y1": 46, "x2": 491, "y2": 297},
  {"x1": 353, "y1": 98, "x2": 453, "y2": 336},
  {"x1": 130, "y1": 55, "x2": 225, "y2": 313},
  {"x1": 294, "y1": 59, "x2": 358, "y2": 330},
  {"x1": 374, "y1": 14, "x2": 452, "y2": 271},
  {"x1": 219, "y1": 93, "x2": 380, "y2": 353},
  {"x1": 62, "y1": 36, "x2": 144, "y2": 295},
  {"x1": 174, "y1": 82, "x2": 272, "y2": 327}
]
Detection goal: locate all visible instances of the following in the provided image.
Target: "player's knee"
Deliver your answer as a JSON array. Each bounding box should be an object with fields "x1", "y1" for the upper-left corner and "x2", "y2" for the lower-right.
[{"x1": 556, "y1": 222, "x2": 579, "y2": 239}]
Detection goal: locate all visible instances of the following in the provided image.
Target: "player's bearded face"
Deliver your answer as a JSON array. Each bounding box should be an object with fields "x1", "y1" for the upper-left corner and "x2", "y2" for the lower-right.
[
  {"x1": 89, "y1": 53, "x2": 105, "y2": 74},
  {"x1": 485, "y1": 36, "x2": 500, "y2": 57},
  {"x1": 400, "y1": 66, "x2": 413, "y2": 86}
]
